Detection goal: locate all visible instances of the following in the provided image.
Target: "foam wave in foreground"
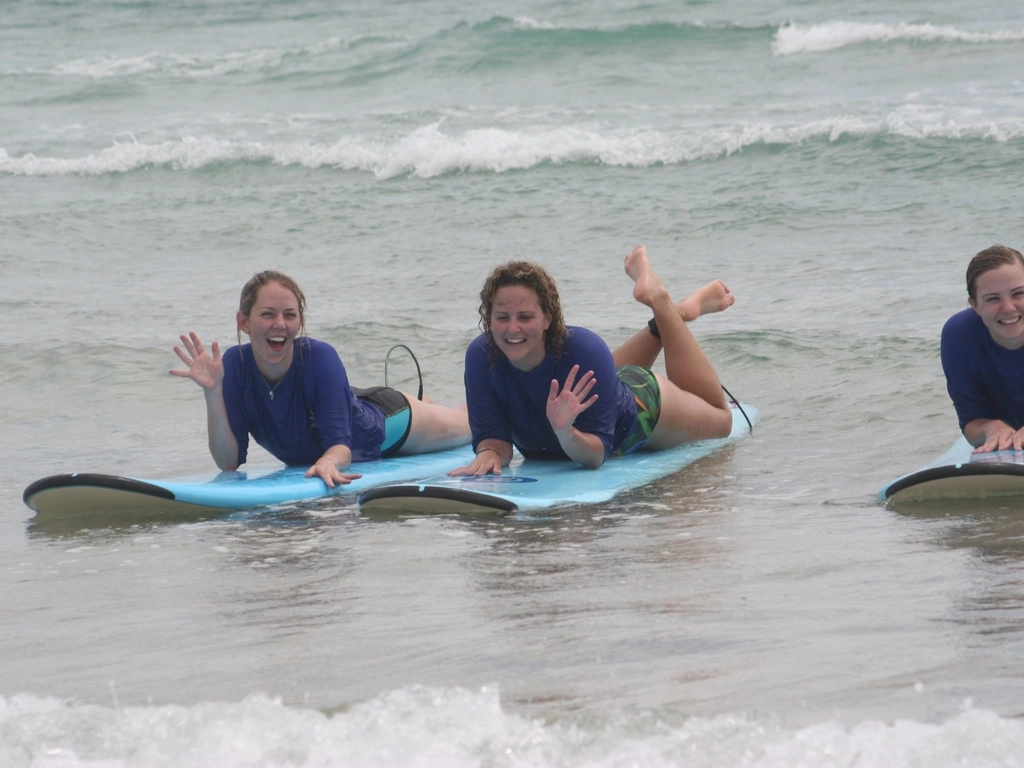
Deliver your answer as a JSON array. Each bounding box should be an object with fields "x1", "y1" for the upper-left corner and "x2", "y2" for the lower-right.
[{"x1": 1, "y1": 687, "x2": 1022, "y2": 768}]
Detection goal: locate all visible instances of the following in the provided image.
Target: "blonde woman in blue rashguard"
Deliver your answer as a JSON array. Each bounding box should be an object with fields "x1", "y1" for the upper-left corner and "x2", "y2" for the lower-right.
[{"x1": 172, "y1": 270, "x2": 470, "y2": 488}]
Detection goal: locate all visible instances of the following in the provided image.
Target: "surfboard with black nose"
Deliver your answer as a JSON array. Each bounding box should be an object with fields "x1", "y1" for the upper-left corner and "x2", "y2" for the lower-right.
[
  {"x1": 23, "y1": 446, "x2": 476, "y2": 529},
  {"x1": 358, "y1": 403, "x2": 757, "y2": 515},
  {"x1": 879, "y1": 437, "x2": 1024, "y2": 505}
]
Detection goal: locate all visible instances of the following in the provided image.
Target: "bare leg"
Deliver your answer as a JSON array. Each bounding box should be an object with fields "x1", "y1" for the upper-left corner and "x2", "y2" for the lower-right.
[
  {"x1": 612, "y1": 280, "x2": 734, "y2": 369},
  {"x1": 624, "y1": 245, "x2": 732, "y2": 449},
  {"x1": 611, "y1": 327, "x2": 662, "y2": 369},
  {"x1": 397, "y1": 398, "x2": 471, "y2": 454}
]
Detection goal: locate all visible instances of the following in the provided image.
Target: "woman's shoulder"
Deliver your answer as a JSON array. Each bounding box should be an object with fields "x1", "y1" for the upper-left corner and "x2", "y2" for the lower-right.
[
  {"x1": 296, "y1": 336, "x2": 342, "y2": 360},
  {"x1": 466, "y1": 333, "x2": 491, "y2": 358},
  {"x1": 942, "y1": 307, "x2": 982, "y2": 337},
  {"x1": 563, "y1": 326, "x2": 612, "y2": 356},
  {"x1": 288, "y1": 338, "x2": 345, "y2": 385},
  {"x1": 222, "y1": 342, "x2": 247, "y2": 366}
]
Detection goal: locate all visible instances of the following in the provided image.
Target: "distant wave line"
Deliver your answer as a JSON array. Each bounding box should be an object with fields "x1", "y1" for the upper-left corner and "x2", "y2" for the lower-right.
[
  {"x1": 6, "y1": 19, "x2": 1021, "y2": 80},
  {"x1": 7, "y1": 18, "x2": 768, "y2": 80},
  {"x1": 3, "y1": 117, "x2": 1023, "y2": 178},
  {"x1": 7, "y1": 33, "x2": 408, "y2": 79},
  {"x1": 774, "y1": 21, "x2": 1024, "y2": 55}
]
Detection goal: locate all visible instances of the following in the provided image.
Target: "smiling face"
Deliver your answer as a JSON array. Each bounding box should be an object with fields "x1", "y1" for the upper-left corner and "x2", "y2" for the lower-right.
[
  {"x1": 970, "y1": 262, "x2": 1024, "y2": 350},
  {"x1": 490, "y1": 284, "x2": 552, "y2": 371},
  {"x1": 237, "y1": 280, "x2": 303, "y2": 378}
]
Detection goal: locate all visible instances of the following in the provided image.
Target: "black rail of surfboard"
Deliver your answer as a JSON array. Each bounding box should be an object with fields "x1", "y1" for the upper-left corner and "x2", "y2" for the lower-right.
[
  {"x1": 884, "y1": 462, "x2": 1024, "y2": 499},
  {"x1": 23, "y1": 474, "x2": 175, "y2": 505},
  {"x1": 358, "y1": 484, "x2": 518, "y2": 512}
]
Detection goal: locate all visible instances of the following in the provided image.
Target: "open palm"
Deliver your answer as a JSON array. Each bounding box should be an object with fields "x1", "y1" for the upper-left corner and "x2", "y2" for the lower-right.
[
  {"x1": 546, "y1": 365, "x2": 598, "y2": 433},
  {"x1": 170, "y1": 332, "x2": 224, "y2": 391}
]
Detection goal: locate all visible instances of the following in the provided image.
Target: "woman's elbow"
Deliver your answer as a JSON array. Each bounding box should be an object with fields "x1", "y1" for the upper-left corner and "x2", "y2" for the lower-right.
[{"x1": 215, "y1": 455, "x2": 240, "y2": 472}]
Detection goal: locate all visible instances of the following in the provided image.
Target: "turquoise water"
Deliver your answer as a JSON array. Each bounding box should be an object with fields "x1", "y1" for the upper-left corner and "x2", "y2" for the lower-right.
[{"x1": 5, "y1": 1, "x2": 1024, "y2": 765}]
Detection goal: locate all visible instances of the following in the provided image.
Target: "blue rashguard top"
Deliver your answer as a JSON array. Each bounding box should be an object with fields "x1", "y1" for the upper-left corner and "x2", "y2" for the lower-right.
[
  {"x1": 464, "y1": 326, "x2": 639, "y2": 460},
  {"x1": 222, "y1": 337, "x2": 386, "y2": 466},
  {"x1": 941, "y1": 307, "x2": 1024, "y2": 431}
]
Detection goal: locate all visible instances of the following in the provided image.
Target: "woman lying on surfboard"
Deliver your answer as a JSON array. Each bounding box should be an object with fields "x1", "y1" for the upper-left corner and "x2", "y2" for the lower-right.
[
  {"x1": 942, "y1": 244, "x2": 1024, "y2": 453},
  {"x1": 172, "y1": 270, "x2": 470, "y2": 487},
  {"x1": 449, "y1": 245, "x2": 734, "y2": 475}
]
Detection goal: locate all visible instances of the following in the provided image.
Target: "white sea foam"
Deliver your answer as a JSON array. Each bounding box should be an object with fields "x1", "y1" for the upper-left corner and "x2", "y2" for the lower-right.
[
  {"x1": 50, "y1": 50, "x2": 284, "y2": 79},
  {"x1": 513, "y1": 16, "x2": 558, "y2": 31},
  {"x1": 41, "y1": 36, "x2": 361, "y2": 79},
  {"x1": 3, "y1": 116, "x2": 1023, "y2": 179},
  {"x1": 774, "y1": 21, "x2": 1024, "y2": 55},
  {"x1": 1, "y1": 687, "x2": 1022, "y2": 768}
]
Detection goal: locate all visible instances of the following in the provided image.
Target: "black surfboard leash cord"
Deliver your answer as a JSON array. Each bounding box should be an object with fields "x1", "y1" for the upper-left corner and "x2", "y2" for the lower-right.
[
  {"x1": 722, "y1": 384, "x2": 753, "y2": 433},
  {"x1": 385, "y1": 344, "x2": 425, "y2": 401}
]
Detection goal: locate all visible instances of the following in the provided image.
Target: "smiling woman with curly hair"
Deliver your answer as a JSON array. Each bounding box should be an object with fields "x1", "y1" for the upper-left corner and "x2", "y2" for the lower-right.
[{"x1": 451, "y1": 245, "x2": 736, "y2": 476}]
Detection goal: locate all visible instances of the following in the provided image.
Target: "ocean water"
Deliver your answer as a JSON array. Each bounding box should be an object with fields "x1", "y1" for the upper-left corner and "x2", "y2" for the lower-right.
[{"x1": 5, "y1": 0, "x2": 1024, "y2": 765}]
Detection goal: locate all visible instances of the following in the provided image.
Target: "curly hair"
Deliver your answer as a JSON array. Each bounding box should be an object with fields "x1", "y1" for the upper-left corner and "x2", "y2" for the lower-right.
[
  {"x1": 478, "y1": 261, "x2": 567, "y2": 360},
  {"x1": 236, "y1": 270, "x2": 308, "y2": 347},
  {"x1": 967, "y1": 245, "x2": 1024, "y2": 300}
]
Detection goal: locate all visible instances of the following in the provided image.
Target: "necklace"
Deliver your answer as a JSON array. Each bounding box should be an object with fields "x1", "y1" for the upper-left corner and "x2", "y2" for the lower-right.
[{"x1": 263, "y1": 375, "x2": 284, "y2": 400}]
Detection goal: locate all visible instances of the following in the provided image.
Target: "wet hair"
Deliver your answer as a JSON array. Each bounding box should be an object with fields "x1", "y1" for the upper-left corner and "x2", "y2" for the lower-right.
[
  {"x1": 967, "y1": 245, "x2": 1024, "y2": 300},
  {"x1": 236, "y1": 270, "x2": 307, "y2": 347},
  {"x1": 478, "y1": 260, "x2": 567, "y2": 359}
]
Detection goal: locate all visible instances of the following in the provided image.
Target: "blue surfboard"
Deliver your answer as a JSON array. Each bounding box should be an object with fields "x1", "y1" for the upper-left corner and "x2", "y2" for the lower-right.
[
  {"x1": 23, "y1": 446, "x2": 477, "y2": 526},
  {"x1": 879, "y1": 436, "x2": 1024, "y2": 505},
  {"x1": 358, "y1": 403, "x2": 757, "y2": 515}
]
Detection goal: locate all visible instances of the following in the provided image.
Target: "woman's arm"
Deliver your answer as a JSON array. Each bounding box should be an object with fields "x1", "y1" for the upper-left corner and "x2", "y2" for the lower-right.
[
  {"x1": 172, "y1": 332, "x2": 240, "y2": 471},
  {"x1": 203, "y1": 383, "x2": 241, "y2": 471},
  {"x1": 964, "y1": 418, "x2": 1024, "y2": 452},
  {"x1": 448, "y1": 438, "x2": 514, "y2": 476},
  {"x1": 305, "y1": 443, "x2": 362, "y2": 488},
  {"x1": 546, "y1": 364, "x2": 604, "y2": 468},
  {"x1": 451, "y1": 338, "x2": 517, "y2": 475}
]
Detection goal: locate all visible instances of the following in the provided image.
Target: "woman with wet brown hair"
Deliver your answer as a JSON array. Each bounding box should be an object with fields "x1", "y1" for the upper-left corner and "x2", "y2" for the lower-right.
[
  {"x1": 942, "y1": 244, "x2": 1024, "y2": 452},
  {"x1": 172, "y1": 270, "x2": 469, "y2": 488}
]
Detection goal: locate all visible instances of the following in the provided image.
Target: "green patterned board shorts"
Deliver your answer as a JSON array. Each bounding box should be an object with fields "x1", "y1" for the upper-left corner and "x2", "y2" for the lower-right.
[{"x1": 614, "y1": 365, "x2": 662, "y2": 456}]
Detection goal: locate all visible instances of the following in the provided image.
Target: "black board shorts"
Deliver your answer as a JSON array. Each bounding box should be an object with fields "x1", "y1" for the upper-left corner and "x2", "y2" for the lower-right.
[{"x1": 353, "y1": 386, "x2": 413, "y2": 457}]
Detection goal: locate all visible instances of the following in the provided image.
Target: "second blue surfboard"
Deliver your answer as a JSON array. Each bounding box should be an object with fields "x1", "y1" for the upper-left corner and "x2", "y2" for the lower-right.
[{"x1": 358, "y1": 403, "x2": 757, "y2": 514}]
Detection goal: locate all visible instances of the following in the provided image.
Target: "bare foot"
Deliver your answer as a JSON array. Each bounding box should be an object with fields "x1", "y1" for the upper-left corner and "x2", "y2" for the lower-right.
[
  {"x1": 677, "y1": 280, "x2": 734, "y2": 322},
  {"x1": 624, "y1": 245, "x2": 671, "y2": 308}
]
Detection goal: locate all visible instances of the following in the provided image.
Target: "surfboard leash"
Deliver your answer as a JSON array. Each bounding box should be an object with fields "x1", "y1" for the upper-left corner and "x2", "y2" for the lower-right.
[
  {"x1": 722, "y1": 384, "x2": 753, "y2": 433},
  {"x1": 384, "y1": 344, "x2": 425, "y2": 401}
]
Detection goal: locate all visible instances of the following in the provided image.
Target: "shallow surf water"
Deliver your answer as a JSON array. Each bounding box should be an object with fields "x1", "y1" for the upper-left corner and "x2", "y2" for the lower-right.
[{"x1": 4, "y1": 0, "x2": 1024, "y2": 765}]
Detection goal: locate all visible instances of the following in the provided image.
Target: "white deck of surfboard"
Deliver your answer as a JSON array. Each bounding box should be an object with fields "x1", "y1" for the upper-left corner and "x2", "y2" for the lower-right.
[
  {"x1": 879, "y1": 437, "x2": 1024, "y2": 505},
  {"x1": 358, "y1": 403, "x2": 758, "y2": 515}
]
